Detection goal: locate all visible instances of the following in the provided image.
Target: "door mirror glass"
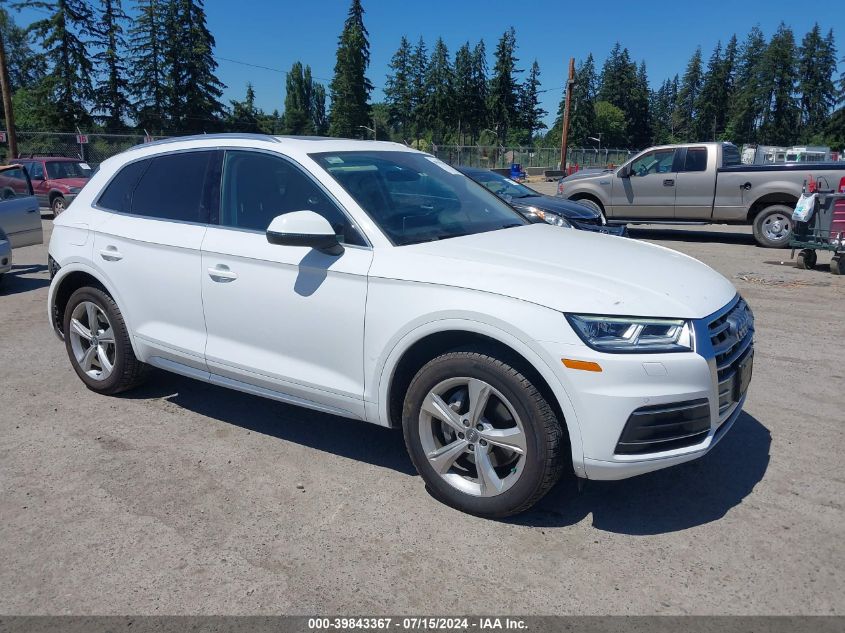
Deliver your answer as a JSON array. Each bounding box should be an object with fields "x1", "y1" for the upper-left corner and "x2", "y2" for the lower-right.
[
  {"x1": 618, "y1": 165, "x2": 630, "y2": 178},
  {"x1": 266, "y1": 210, "x2": 344, "y2": 256}
]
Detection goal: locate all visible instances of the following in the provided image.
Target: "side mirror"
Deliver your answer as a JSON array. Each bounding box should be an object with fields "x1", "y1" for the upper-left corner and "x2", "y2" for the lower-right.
[
  {"x1": 618, "y1": 165, "x2": 630, "y2": 178},
  {"x1": 266, "y1": 210, "x2": 344, "y2": 256}
]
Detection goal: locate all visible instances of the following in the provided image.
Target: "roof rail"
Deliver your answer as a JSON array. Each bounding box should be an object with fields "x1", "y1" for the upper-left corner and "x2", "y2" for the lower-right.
[{"x1": 136, "y1": 133, "x2": 282, "y2": 150}]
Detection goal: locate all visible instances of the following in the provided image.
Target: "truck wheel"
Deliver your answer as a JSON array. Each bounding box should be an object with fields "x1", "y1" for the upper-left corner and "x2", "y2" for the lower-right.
[
  {"x1": 753, "y1": 205, "x2": 793, "y2": 248},
  {"x1": 402, "y1": 349, "x2": 566, "y2": 517},
  {"x1": 51, "y1": 195, "x2": 66, "y2": 216},
  {"x1": 796, "y1": 249, "x2": 817, "y2": 270}
]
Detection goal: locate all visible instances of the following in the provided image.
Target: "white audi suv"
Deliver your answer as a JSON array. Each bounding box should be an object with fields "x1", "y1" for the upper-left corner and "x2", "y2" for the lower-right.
[{"x1": 47, "y1": 134, "x2": 754, "y2": 517}]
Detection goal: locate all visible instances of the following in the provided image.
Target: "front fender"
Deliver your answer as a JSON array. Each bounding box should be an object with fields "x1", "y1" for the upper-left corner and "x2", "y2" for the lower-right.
[{"x1": 369, "y1": 313, "x2": 588, "y2": 479}]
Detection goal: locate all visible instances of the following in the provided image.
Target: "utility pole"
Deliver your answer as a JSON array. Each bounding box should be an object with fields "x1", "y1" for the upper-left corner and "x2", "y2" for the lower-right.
[
  {"x1": 559, "y1": 57, "x2": 575, "y2": 172},
  {"x1": 0, "y1": 28, "x2": 18, "y2": 160}
]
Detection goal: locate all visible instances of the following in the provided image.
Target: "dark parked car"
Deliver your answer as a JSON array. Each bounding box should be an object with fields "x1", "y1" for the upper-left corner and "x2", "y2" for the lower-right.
[{"x1": 458, "y1": 167, "x2": 626, "y2": 236}]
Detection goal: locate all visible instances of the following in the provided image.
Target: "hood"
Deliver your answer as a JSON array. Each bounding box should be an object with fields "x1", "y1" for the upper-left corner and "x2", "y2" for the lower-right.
[
  {"x1": 370, "y1": 224, "x2": 736, "y2": 319},
  {"x1": 509, "y1": 195, "x2": 600, "y2": 220},
  {"x1": 560, "y1": 168, "x2": 612, "y2": 183},
  {"x1": 47, "y1": 177, "x2": 89, "y2": 189}
]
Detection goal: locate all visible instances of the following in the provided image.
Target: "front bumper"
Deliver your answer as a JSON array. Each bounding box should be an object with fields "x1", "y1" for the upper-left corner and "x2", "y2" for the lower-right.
[{"x1": 545, "y1": 296, "x2": 753, "y2": 480}]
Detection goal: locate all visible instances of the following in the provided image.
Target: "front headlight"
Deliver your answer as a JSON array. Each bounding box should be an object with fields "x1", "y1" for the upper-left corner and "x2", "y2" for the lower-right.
[
  {"x1": 530, "y1": 208, "x2": 571, "y2": 228},
  {"x1": 566, "y1": 314, "x2": 694, "y2": 353}
]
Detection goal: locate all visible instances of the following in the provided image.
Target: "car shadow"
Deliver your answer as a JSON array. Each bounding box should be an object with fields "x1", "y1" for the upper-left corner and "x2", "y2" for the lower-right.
[
  {"x1": 121, "y1": 370, "x2": 416, "y2": 476},
  {"x1": 0, "y1": 263, "x2": 51, "y2": 296},
  {"x1": 123, "y1": 371, "x2": 769, "y2": 534},
  {"x1": 628, "y1": 226, "x2": 756, "y2": 245},
  {"x1": 514, "y1": 411, "x2": 770, "y2": 534}
]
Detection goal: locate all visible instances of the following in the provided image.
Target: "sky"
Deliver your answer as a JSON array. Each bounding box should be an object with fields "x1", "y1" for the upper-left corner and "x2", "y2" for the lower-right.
[{"x1": 12, "y1": 0, "x2": 845, "y2": 130}]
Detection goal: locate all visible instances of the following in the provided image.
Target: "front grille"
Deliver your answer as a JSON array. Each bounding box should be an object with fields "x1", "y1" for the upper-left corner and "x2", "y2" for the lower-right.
[
  {"x1": 615, "y1": 399, "x2": 711, "y2": 455},
  {"x1": 708, "y1": 298, "x2": 754, "y2": 419}
]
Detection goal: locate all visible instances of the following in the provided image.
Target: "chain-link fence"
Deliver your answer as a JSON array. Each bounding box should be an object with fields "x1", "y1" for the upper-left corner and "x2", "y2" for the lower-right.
[
  {"x1": 3, "y1": 132, "x2": 167, "y2": 165},
  {"x1": 431, "y1": 145, "x2": 636, "y2": 170}
]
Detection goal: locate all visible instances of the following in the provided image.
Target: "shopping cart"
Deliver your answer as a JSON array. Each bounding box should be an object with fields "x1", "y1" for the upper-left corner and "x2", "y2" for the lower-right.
[{"x1": 790, "y1": 188, "x2": 845, "y2": 274}]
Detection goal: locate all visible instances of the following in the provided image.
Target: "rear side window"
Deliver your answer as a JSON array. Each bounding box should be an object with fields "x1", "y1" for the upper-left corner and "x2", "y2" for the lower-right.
[
  {"x1": 130, "y1": 151, "x2": 216, "y2": 223},
  {"x1": 722, "y1": 145, "x2": 741, "y2": 167},
  {"x1": 683, "y1": 148, "x2": 708, "y2": 172},
  {"x1": 97, "y1": 159, "x2": 150, "y2": 213}
]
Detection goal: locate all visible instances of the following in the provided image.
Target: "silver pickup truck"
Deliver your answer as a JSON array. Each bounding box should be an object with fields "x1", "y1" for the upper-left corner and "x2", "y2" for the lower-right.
[{"x1": 556, "y1": 142, "x2": 845, "y2": 247}]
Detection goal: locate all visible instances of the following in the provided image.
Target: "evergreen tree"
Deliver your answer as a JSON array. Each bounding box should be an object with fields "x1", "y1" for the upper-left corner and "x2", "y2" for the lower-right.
[
  {"x1": 167, "y1": 0, "x2": 226, "y2": 132},
  {"x1": 328, "y1": 0, "x2": 372, "y2": 138},
  {"x1": 598, "y1": 43, "x2": 639, "y2": 144},
  {"x1": 311, "y1": 83, "x2": 328, "y2": 135},
  {"x1": 726, "y1": 26, "x2": 767, "y2": 144},
  {"x1": 0, "y1": 8, "x2": 43, "y2": 91},
  {"x1": 452, "y1": 41, "x2": 474, "y2": 143},
  {"x1": 384, "y1": 36, "x2": 413, "y2": 139},
  {"x1": 129, "y1": 0, "x2": 168, "y2": 131},
  {"x1": 228, "y1": 83, "x2": 261, "y2": 133},
  {"x1": 282, "y1": 62, "x2": 315, "y2": 134},
  {"x1": 488, "y1": 26, "x2": 520, "y2": 143},
  {"x1": 408, "y1": 37, "x2": 429, "y2": 142},
  {"x1": 424, "y1": 37, "x2": 454, "y2": 143},
  {"x1": 693, "y1": 41, "x2": 726, "y2": 141},
  {"x1": 672, "y1": 47, "x2": 703, "y2": 141},
  {"x1": 467, "y1": 39, "x2": 488, "y2": 142},
  {"x1": 628, "y1": 61, "x2": 651, "y2": 148},
  {"x1": 518, "y1": 60, "x2": 546, "y2": 143},
  {"x1": 548, "y1": 54, "x2": 597, "y2": 147},
  {"x1": 24, "y1": 0, "x2": 97, "y2": 129},
  {"x1": 758, "y1": 23, "x2": 799, "y2": 145},
  {"x1": 650, "y1": 76, "x2": 679, "y2": 144},
  {"x1": 92, "y1": 0, "x2": 131, "y2": 130},
  {"x1": 797, "y1": 24, "x2": 837, "y2": 138}
]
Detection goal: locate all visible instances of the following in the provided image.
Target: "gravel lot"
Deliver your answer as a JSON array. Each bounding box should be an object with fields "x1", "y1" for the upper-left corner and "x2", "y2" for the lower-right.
[{"x1": 1, "y1": 202, "x2": 843, "y2": 615}]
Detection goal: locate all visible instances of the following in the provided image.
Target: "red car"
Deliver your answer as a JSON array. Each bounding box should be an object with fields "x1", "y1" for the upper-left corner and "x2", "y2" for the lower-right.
[{"x1": 16, "y1": 156, "x2": 92, "y2": 216}]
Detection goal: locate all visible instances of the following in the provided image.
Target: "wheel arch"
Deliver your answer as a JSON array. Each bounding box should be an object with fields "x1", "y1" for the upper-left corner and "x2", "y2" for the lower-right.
[
  {"x1": 746, "y1": 192, "x2": 798, "y2": 221},
  {"x1": 377, "y1": 320, "x2": 586, "y2": 477},
  {"x1": 568, "y1": 191, "x2": 605, "y2": 213},
  {"x1": 48, "y1": 264, "x2": 140, "y2": 356}
]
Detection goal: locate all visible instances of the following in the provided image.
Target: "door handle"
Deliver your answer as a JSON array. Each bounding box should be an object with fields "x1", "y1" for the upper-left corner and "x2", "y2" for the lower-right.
[
  {"x1": 663, "y1": 179, "x2": 675, "y2": 187},
  {"x1": 26, "y1": 208, "x2": 38, "y2": 213},
  {"x1": 99, "y1": 246, "x2": 123, "y2": 261},
  {"x1": 207, "y1": 265, "x2": 238, "y2": 282}
]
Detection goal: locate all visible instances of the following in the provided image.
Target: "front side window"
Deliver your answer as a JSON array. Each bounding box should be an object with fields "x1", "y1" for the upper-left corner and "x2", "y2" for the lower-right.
[
  {"x1": 0, "y1": 167, "x2": 34, "y2": 199},
  {"x1": 46, "y1": 161, "x2": 91, "y2": 179},
  {"x1": 219, "y1": 151, "x2": 366, "y2": 246},
  {"x1": 630, "y1": 149, "x2": 676, "y2": 176},
  {"x1": 311, "y1": 151, "x2": 526, "y2": 245},
  {"x1": 683, "y1": 148, "x2": 708, "y2": 172},
  {"x1": 130, "y1": 151, "x2": 216, "y2": 223}
]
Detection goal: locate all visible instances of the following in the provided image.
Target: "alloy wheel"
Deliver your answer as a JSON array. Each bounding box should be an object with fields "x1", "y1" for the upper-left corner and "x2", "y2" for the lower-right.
[
  {"x1": 68, "y1": 301, "x2": 116, "y2": 381},
  {"x1": 418, "y1": 377, "x2": 527, "y2": 497}
]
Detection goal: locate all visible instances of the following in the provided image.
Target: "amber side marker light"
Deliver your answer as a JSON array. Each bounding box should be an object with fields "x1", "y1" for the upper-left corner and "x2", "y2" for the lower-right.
[{"x1": 562, "y1": 358, "x2": 603, "y2": 372}]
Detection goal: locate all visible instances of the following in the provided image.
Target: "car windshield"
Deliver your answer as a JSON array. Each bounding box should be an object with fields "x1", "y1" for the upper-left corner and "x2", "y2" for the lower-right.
[
  {"x1": 467, "y1": 171, "x2": 539, "y2": 199},
  {"x1": 45, "y1": 161, "x2": 91, "y2": 179},
  {"x1": 311, "y1": 151, "x2": 527, "y2": 245}
]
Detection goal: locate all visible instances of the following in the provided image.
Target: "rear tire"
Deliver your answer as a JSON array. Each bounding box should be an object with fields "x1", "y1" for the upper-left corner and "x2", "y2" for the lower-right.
[
  {"x1": 402, "y1": 349, "x2": 566, "y2": 517},
  {"x1": 752, "y1": 205, "x2": 793, "y2": 248},
  {"x1": 63, "y1": 286, "x2": 148, "y2": 394}
]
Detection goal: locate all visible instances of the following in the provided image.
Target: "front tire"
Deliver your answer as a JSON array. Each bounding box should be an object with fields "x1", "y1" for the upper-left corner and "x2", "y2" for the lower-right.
[
  {"x1": 752, "y1": 205, "x2": 793, "y2": 248},
  {"x1": 51, "y1": 195, "x2": 66, "y2": 216},
  {"x1": 572, "y1": 197, "x2": 607, "y2": 224},
  {"x1": 402, "y1": 350, "x2": 565, "y2": 517},
  {"x1": 63, "y1": 286, "x2": 147, "y2": 394}
]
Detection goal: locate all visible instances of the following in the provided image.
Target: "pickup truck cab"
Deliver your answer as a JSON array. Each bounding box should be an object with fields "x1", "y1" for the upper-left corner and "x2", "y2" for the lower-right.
[
  {"x1": 17, "y1": 156, "x2": 92, "y2": 216},
  {"x1": 557, "y1": 142, "x2": 845, "y2": 247}
]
